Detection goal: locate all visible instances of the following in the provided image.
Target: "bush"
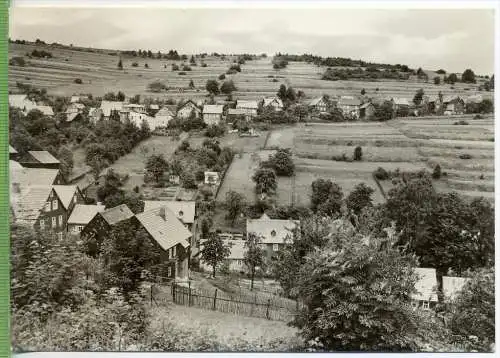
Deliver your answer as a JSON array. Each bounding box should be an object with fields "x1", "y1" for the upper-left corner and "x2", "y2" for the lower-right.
[
  {"x1": 131, "y1": 62, "x2": 139, "y2": 67},
  {"x1": 459, "y1": 153, "x2": 472, "y2": 160},
  {"x1": 218, "y1": 74, "x2": 226, "y2": 80},
  {"x1": 226, "y1": 69, "x2": 238, "y2": 75},
  {"x1": 473, "y1": 114, "x2": 483, "y2": 119},
  {"x1": 353, "y1": 146, "x2": 362, "y2": 161},
  {"x1": 205, "y1": 124, "x2": 225, "y2": 138},
  {"x1": 201, "y1": 63, "x2": 208, "y2": 68},
  {"x1": 74, "y1": 78, "x2": 83, "y2": 84},
  {"x1": 171, "y1": 64, "x2": 180, "y2": 71},
  {"x1": 432, "y1": 164, "x2": 441, "y2": 179},
  {"x1": 454, "y1": 120, "x2": 469, "y2": 125},
  {"x1": 9, "y1": 56, "x2": 26, "y2": 66},
  {"x1": 31, "y1": 49, "x2": 52, "y2": 58},
  {"x1": 229, "y1": 64, "x2": 241, "y2": 72},
  {"x1": 178, "y1": 72, "x2": 186, "y2": 75},
  {"x1": 182, "y1": 65, "x2": 192, "y2": 71},
  {"x1": 373, "y1": 167, "x2": 389, "y2": 180}
]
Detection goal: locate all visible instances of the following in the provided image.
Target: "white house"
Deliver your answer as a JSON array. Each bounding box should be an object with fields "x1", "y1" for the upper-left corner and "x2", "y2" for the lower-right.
[
  {"x1": 204, "y1": 171, "x2": 220, "y2": 185},
  {"x1": 338, "y1": 96, "x2": 362, "y2": 118},
  {"x1": 410, "y1": 267, "x2": 439, "y2": 310},
  {"x1": 9, "y1": 94, "x2": 37, "y2": 114},
  {"x1": 236, "y1": 100, "x2": 258, "y2": 119},
  {"x1": 202, "y1": 104, "x2": 224, "y2": 125},
  {"x1": 100, "y1": 101, "x2": 124, "y2": 119},
  {"x1": 177, "y1": 100, "x2": 202, "y2": 119},
  {"x1": 154, "y1": 106, "x2": 176, "y2": 127},
  {"x1": 262, "y1": 97, "x2": 284, "y2": 111}
]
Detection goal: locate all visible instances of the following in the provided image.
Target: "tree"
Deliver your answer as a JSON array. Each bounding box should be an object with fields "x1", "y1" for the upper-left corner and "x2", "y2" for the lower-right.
[
  {"x1": 181, "y1": 171, "x2": 197, "y2": 189},
  {"x1": 292, "y1": 230, "x2": 422, "y2": 351},
  {"x1": 224, "y1": 191, "x2": 246, "y2": 225},
  {"x1": 461, "y1": 69, "x2": 476, "y2": 83},
  {"x1": 277, "y1": 84, "x2": 287, "y2": 101},
  {"x1": 244, "y1": 233, "x2": 265, "y2": 290},
  {"x1": 118, "y1": 58, "x2": 123, "y2": 70},
  {"x1": 449, "y1": 268, "x2": 494, "y2": 352},
  {"x1": 205, "y1": 79, "x2": 220, "y2": 95},
  {"x1": 345, "y1": 182, "x2": 374, "y2": 215},
  {"x1": 117, "y1": 91, "x2": 126, "y2": 101},
  {"x1": 252, "y1": 167, "x2": 277, "y2": 195},
  {"x1": 353, "y1": 146, "x2": 362, "y2": 161},
  {"x1": 374, "y1": 101, "x2": 393, "y2": 121},
  {"x1": 445, "y1": 73, "x2": 458, "y2": 84},
  {"x1": 433, "y1": 76, "x2": 441, "y2": 85},
  {"x1": 263, "y1": 148, "x2": 295, "y2": 176},
  {"x1": 200, "y1": 217, "x2": 213, "y2": 241},
  {"x1": 190, "y1": 55, "x2": 196, "y2": 65},
  {"x1": 57, "y1": 146, "x2": 74, "y2": 180},
  {"x1": 360, "y1": 88, "x2": 366, "y2": 95},
  {"x1": 188, "y1": 79, "x2": 195, "y2": 89},
  {"x1": 436, "y1": 69, "x2": 446, "y2": 74},
  {"x1": 200, "y1": 233, "x2": 230, "y2": 278},
  {"x1": 88, "y1": 155, "x2": 106, "y2": 182},
  {"x1": 413, "y1": 88, "x2": 425, "y2": 105},
  {"x1": 145, "y1": 154, "x2": 168, "y2": 183},
  {"x1": 311, "y1": 179, "x2": 343, "y2": 216},
  {"x1": 432, "y1": 164, "x2": 441, "y2": 179},
  {"x1": 220, "y1": 80, "x2": 237, "y2": 94}
]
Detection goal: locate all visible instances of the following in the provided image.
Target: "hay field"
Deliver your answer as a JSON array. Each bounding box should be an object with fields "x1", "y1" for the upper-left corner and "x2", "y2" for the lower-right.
[{"x1": 9, "y1": 43, "x2": 489, "y2": 102}]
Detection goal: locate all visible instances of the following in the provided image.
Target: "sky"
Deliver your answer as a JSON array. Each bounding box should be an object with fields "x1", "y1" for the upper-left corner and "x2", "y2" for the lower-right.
[{"x1": 9, "y1": 7, "x2": 496, "y2": 74}]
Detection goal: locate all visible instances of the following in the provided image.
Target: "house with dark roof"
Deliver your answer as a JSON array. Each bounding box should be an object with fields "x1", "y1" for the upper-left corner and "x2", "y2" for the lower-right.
[
  {"x1": 18, "y1": 150, "x2": 61, "y2": 170},
  {"x1": 67, "y1": 204, "x2": 106, "y2": 235},
  {"x1": 442, "y1": 96, "x2": 465, "y2": 115},
  {"x1": 177, "y1": 99, "x2": 202, "y2": 119},
  {"x1": 246, "y1": 213, "x2": 299, "y2": 260}
]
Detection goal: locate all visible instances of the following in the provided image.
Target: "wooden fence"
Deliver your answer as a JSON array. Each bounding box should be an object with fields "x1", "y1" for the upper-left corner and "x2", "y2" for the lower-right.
[{"x1": 168, "y1": 282, "x2": 301, "y2": 322}]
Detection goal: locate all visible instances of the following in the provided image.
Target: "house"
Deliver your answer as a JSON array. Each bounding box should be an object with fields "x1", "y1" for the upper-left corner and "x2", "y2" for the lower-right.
[
  {"x1": 236, "y1": 100, "x2": 259, "y2": 119},
  {"x1": 177, "y1": 100, "x2": 202, "y2": 119},
  {"x1": 246, "y1": 213, "x2": 299, "y2": 260},
  {"x1": 308, "y1": 96, "x2": 329, "y2": 113},
  {"x1": 123, "y1": 103, "x2": 147, "y2": 114},
  {"x1": 392, "y1": 97, "x2": 411, "y2": 110},
  {"x1": 442, "y1": 96, "x2": 465, "y2": 115},
  {"x1": 143, "y1": 200, "x2": 196, "y2": 232},
  {"x1": 10, "y1": 167, "x2": 64, "y2": 188},
  {"x1": 18, "y1": 150, "x2": 61, "y2": 170},
  {"x1": 9, "y1": 145, "x2": 19, "y2": 161},
  {"x1": 100, "y1": 101, "x2": 124, "y2": 120},
  {"x1": 204, "y1": 171, "x2": 220, "y2": 185},
  {"x1": 262, "y1": 97, "x2": 284, "y2": 111},
  {"x1": 202, "y1": 105, "x2": 224, "y2": 125},
  {"x1": 200, "y1": 239, "x2": 246, "y2": 273},
  {"x1": 10, "y1": 160, "x2": 23, "y2": 170},
  {"x1": 442, "y1": 276, "x2": 470, "y2": 302},
  {"x1": 169, "y1": 174, "x2": 180, "y2": 185},
  {"x1": 149, "y1": 104, "x2": 160, "y2": 111},
  {"x1": 70, "y1": 95, "x2": 89, "y2": 103},
  {"x1": 67, "y1": 204, "x2": 106, "y2": 235},
  {"x1": 80, "y1": 204, "x2": 135, "y2": 256},
  {"x1": 34, "y1": 105, "x2": 55, "y2": 117},
  {"x1": 65, "y1": 111, "x2": 84, "y2": 123},
  {"x1": 135, "y1": 206, "x2": 192, "y2": 279},
  {"x1": 338, "y1": 96, "x2": 362, "y2": 118},
  {"x1": 66, "y1": 102, "x2": 85, "y2": 114},
  {"x1": 410, "y1": 268, "x2": 439, "y2": 310},
  {"x1": 126, "y1": 111, "x2": 158, "y2": 130},
  {"x1": 226, "y1": 108, "x2": 248, "y2": 122},
  {"x1": 154, "y1": 106, "x2": 176, "y2": 127},
  {"x1": 359, "y1": 102, "x2": 376, "y2": 120},
  {"x1": 9, "y1": 94, "x2": 37, "y2": 114}
]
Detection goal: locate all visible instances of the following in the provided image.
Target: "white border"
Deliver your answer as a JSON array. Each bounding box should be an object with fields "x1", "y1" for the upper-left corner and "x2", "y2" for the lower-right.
[{"x1": 8, "y1": 1, "x2": 500, "y2": 358}]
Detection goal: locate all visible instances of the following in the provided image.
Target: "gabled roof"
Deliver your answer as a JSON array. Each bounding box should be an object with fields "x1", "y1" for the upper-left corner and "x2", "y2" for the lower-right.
[
  {"x1": 135, "y1": 206, "x2": 191, "y2": 251},
  {"x1": 263, "y1": 97, "x2": 284, "y2": 108},
  {"x1": 9, "y1": 145, "x2": 18, "y2": 154},
  {"x1": 35, "y1": 105, "x2": 54, "y2": 116},
  {"x1": 411, "y1": 268, "x2": 438, "y2": 302},
  {"x1": 155, "y1": 107, "x2": 175, "y2": 118},
  {"x1": 100, "y1": 101, "x2": 124, "y2": 117},
  {"x1": 70, "y1": 95, "x2": 88, "y2": 103},
  {"x1": 10, "y1": 160, "x2": 23, "y2": 170},
  {"x1": 143, "y1": 200, "x2": 196, "y2": 224},
  {"x1": 67, "y1": 204, "x2": 106, "y2": 225},
  {"x1": 309, "y1": 97, "x2": 326, "y2": 106},
  {"x1": 9, "y1": 94, "x2": 37, "y2": 111},
  {"x1": 179, "y1": 99, "x2": 201, "y2": 110},
  {"x1": 338, "y1": 97, "x2": 362, "y2": 106},
  {"x1": 203, "y1": 104, "x2": 224, "y2": 114},
  {"x1": 227, "y1": 108, "x2": 247, "y2": 116},
  {"x1": 10, "y1": 185, "x2": 53, "y2": 223},
  {"x1": 360, "y1": 102, "x2": 374, "y2": 109},
  {"x1": 10, "y1": 167, "x2": 60, "y2": 187},
  {"x1": 100, "y1": 204, "x2": 134, "y2": 225},
  {"x1": 236, "y1": 100, "x2": 259, "y2": 109},
  {"x1": 443, "y1": 276, "x2": 470, "y2": 301},
  {"x1": 27, "y1": 151, "x2": 60, "y2": 164},
  {"x1": 246, "y1": 213, "x2": 299, "y2": 244},
  {"x1": 66, "y1": 112, "x2": 82, "y2": 122},
  {"x1": 393, "y1": 97, "x2": 411, "y2": 106},
  {"x1": 442, "y1": 95, "x2": 462, "y2": 104},
  {"x1": 52, "y1": 185, "x2": 79, "y2": 210}
]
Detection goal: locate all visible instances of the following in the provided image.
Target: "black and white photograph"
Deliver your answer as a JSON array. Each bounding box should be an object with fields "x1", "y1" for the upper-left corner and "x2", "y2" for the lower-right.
[{"x1": 8, "y1": 3, "x2": 496, "y2": 354}]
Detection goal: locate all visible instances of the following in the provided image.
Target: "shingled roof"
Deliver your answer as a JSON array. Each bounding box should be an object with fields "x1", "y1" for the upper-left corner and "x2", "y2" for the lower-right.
[
  {"x1": 10, "y1": 185, "x2": 52, "y2": 223},
  {"x1": 67, "y1": 204, "x2": 106, "y2": 225},
  {"x1": 100, "y1": 204, "x2": 135, "y2": 225},
  {"x1": 135, "y1": 206, "x2": 191, "y2": 251},
  {"x1": 246, "y1": 213, "x2": 299, "y2": 244},
  {"x1": 203, "y1": 104, "x2": 224, "y2": 114},
  {"x1": 143, "y1": 200, "x2": 196, "y2": 224},
  {"x1": 27, "y1": 151, "x2": 60, "y2": 164},
  {"x1": 52, "y1": 185, "x2": 79, "y2": 210},
  {"x1": 10, "y1": 167, "x2": 60, "y2": 187}
]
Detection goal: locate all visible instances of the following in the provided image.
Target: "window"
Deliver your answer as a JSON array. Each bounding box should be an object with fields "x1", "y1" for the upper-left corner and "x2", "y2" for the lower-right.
[
  {"x1": 270, "y1": 230, "x2": 276, "y2": 237},
  {"x1": 178, "y1": 210, "x2": 184, "y2": 217},
  {"x1": 422, "y1": 301, "x2": 430, "y2": 310},
  {"x1": 273, "y1": 244, "x2": 279, "y2": 252},
  {"x1": 39, "y1": 219, "x2": 45, "y2": 230},
  {"x1": 44, "y1": 202, "x2": 50, "y2": 212},
  {"x1": 52, "y1": 200, "x2": 58, "y2": 210},
  {"x1": 167, "y1": 267, "x2": 172, "y2": 277},
  {"x1": 51, "y1": 217, "x2": 56, "y2": 228},
  {"x1": 58, "y1": 215, "x2": 63, "y2": 227},
  {"x1": 77, "y1": 225, "x2": 84, "y2": 232}
]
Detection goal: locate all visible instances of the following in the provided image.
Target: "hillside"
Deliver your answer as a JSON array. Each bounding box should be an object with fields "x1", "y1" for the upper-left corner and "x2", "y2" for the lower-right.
[{"x1": 9, "y1": 43, "x2": 491, "y2": 102}]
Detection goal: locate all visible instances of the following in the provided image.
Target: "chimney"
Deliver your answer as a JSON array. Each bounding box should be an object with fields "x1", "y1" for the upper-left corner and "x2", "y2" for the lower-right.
[{"x1": 159, "y1": 207, "x2": 166, "y2": 220}]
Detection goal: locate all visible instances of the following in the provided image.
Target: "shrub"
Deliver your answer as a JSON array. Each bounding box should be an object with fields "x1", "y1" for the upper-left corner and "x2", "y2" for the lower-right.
[
  {"x1": 353, "y1": 146, "x2": 362, "y2": 161},
  {"x1": 31, "y1": 49, "x2": 52, "y2": 58},
  {"x1": 271, "y1": 78, "x2": 279, "y2": 82},
  {"x1": 171, "y1": 64, "x2": 180, "y2": 71},
  {"x1": 459, "y1": 153, "x2": 472, "y2": 160},
  {"x1": 131, "y1": 62, "x2": 139, "y2": 67},
  {"x1": 473, "y1": 114, "x2": 483, "y2": 119},
  {"x1": 454, "y1": 120, "x2": 469, "y2": 125},
  {"x1": 74, "y1": 78, "x2": 83, "y2": 84},
  {"x1": 201, "y1": 63, "x2": 208, "y2": 67},
  {"x1": 205, "y1": 124, "x2": 225, "y2": 138},
  {"x1": 9, "y1": 56, "x2": 26, "y2": 66},
  {"x1": 373, "y1": 167, "x2": 389, "y2": 180},
  {"x1": 178, "y1": 72, "x2": 187, "y2": 75},
  {"x1": 218, "y1": 74, "x2": 226, "y2": 80},
  {"x1": 182, "y1": 65, "x2": 192, "y2": 71},
  {"x1": 229, "y1": 64, "x2": 241, "y2": 72},
  {"x1": 226, "y1": 69, "x2": 238, "y2": 75},
  {"x1": 144, "y1": 63, "x2": 149, "y2": 68},
  {"x1": 479, "y1": 173, "x2": 485, "y2": 180},
  {"x1": 432, "y1": 164, "x2": 441, "y2": 179}
]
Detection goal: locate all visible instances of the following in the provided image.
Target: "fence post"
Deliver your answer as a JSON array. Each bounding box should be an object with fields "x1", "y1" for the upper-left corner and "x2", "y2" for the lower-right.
[
  {"x1": 296, "y1": 299, "x2": 299, "y2": 312},
  {"x1": 188, "y1": 281, "x2": 192, "y2": 307},
  {"x1": 213, "y1": 289, "x2": 218, "y2": 310},
  {"x1": 266, "y1": 299, "x2": 271, "y2": 320},
  {"x1": 150, "y1": 284, "x2": 153, "y2": 305},
  {"x1": 172, "y1": 283, "x2": 176, "y2": 303}
]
